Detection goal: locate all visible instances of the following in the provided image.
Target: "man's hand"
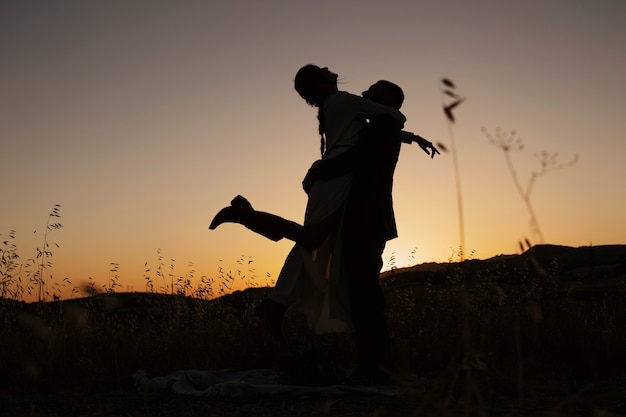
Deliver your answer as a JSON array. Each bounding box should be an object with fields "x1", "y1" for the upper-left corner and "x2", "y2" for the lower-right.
[
  {"x1": 302, "y1": 152, "x2": 356, "y2": 193},
  {"x1": 302, "y1": 160, "x2": 323, "y2": 194}
]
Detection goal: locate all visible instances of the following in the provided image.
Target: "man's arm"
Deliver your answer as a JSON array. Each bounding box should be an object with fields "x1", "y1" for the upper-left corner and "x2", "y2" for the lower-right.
[
  {"x1": 302, "y1": 114, "x2": 401, "y2": 193},
  {"x1": 302, "y1": 152, "x2": 357, "y2": 194}
]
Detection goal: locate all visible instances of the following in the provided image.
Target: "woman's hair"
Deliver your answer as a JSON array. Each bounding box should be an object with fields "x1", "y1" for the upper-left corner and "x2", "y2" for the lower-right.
[
  {"x1": 316, "y1": 108, "x2": 326, "y2": 156},
  {"x1": 294, "y1": 64, "x2": 331, "y2": 156},
  {"x1": 294, "y1": 64, "x2": 326, "y2": 107}
]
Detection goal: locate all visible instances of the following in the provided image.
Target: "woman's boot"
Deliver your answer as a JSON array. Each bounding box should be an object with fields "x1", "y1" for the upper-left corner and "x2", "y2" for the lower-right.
[{"x1": 209, "y1": 195, "x2": 302, "y2": 242}]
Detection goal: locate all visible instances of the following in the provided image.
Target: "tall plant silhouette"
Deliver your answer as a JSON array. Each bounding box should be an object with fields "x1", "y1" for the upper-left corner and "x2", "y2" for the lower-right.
[
  {"x1": 483, "y1": 128, "x2": 578, "y2": 247},
  {"x1": 0, "y1": 230, "x2": 22, "y2": 299},
  {"x1": 439, "y1": 78, "x2": 466, "y2": 260},
  {"x1": 34, "y1": 204, "x2": 63, "y2": 302}
]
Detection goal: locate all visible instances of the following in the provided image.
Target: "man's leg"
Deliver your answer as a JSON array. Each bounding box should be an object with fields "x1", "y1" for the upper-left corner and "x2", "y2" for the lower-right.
[{"x1": 343, "y1": 230, "x2": 391, "y2": 382}]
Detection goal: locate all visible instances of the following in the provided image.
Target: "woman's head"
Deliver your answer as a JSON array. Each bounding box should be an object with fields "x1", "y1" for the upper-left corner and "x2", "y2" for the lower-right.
[{"x1": 294, "y1": 64, "x2": 338, "y2": 107}]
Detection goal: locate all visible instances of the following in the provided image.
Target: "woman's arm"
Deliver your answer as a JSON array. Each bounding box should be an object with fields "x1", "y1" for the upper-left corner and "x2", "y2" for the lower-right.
[{"x1": 400, "y1": 131, "x2": 440, "y2": 158}]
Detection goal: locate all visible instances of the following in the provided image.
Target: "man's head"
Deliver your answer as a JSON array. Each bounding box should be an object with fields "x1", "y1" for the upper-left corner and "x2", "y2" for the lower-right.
[{"x1": 362, "y1": 80, "x2": 404, "y2": 110}]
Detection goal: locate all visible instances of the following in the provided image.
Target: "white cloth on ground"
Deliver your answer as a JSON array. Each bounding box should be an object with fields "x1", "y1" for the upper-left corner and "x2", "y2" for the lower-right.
[{"x1": 132, "y1": 368, "x2": 425, "y2": 398}]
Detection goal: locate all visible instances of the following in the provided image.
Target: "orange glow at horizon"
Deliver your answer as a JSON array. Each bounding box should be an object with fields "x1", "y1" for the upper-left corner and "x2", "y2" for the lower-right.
[{"x1": 2, "y1": 1, "x2": 625, "y2": 303}]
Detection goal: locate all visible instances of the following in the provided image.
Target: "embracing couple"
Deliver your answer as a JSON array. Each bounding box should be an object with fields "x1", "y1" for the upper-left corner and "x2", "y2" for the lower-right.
[{"x1": 209, "y1": 64, "x2": 439, "y2": 385}]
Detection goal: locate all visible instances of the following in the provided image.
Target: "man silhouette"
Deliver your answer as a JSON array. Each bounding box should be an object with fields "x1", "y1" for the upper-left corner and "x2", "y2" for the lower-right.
[{"x1": 303, "y1": 80, "x2": 438, "y2": 383}]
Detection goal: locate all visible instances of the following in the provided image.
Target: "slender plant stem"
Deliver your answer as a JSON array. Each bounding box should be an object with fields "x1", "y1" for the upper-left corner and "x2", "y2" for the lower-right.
[
  {"x1": 504, "y1": 149, "x2": 545, "y2": 243},
  {"x1": 447, "y1": 121, "x2": 465, "y2": 261},
  {"x1": 37, "y1": 215, "x2": 52, "y2": 302}
]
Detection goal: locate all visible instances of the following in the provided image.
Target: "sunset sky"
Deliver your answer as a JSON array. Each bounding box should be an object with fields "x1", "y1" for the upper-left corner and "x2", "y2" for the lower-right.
[{"x1": 2, "y1": 0, "x2": 625, "y2": 301}]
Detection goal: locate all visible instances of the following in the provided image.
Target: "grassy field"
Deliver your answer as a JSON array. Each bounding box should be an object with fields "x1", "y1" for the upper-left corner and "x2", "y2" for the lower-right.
[{"x1": 2, "y1": 244, "x2": 626, "y2": 416}]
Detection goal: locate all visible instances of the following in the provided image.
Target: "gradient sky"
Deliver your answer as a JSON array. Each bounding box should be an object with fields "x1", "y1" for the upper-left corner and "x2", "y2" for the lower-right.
[{"x1": 2, "y1": 0, "x2": 625, "y2": 301}]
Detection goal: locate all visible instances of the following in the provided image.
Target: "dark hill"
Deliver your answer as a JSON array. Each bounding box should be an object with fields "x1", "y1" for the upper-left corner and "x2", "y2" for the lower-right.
[{"x1": 381, "y1": 244, "x2": 626, "y2": 295}]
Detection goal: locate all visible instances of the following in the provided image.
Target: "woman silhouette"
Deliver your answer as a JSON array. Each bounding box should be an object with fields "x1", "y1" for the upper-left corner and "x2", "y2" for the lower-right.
[{"x1": 209, "y1": 64, "x2": 406, "y2": 341}]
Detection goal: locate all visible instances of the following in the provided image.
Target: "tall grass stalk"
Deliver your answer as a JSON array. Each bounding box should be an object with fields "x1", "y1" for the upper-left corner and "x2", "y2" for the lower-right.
[
  {"x1": 0, "y1": 230, "x2": 24, "y2": 300},
  {"x1": 439, "y1": 78, "x2": 466, "y2": 261},
  {"x1": 34, "y1": 204, "x2": 62, "y2": 302}
]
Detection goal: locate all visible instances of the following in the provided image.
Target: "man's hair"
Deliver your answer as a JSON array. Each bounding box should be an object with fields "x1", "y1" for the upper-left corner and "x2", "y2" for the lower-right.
[{"x1": 377, "y1": 80, "x2": 404, "y2": 109}]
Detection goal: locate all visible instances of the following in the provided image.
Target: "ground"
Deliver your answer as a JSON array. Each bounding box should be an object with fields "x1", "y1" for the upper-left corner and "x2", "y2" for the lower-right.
[
  {"x1": 4, "y1": 371, "x2": 626, "y2": 416},
  {"x1": 3, "y1": 244, "x2": 626, "y2": 416}
]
